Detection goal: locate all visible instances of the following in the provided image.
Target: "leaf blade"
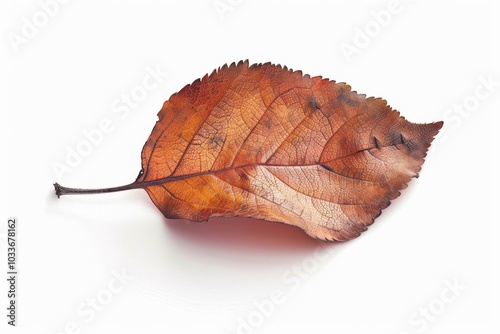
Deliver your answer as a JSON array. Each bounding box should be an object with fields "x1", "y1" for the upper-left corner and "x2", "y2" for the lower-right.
[{"x1": 137, "y1": 60, "x2": 443, "y2": 241}]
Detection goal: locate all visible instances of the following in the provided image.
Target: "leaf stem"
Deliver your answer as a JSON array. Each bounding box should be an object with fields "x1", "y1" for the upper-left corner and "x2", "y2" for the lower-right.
[{"x1": 53, "y1": 182, "x2": 142, "y2": 198}]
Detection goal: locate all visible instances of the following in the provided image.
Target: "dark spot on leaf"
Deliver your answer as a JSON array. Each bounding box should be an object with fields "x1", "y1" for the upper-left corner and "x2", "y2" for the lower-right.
[
  {"x1": 338, "y1": 90, "x2": 358, "y2": 107},
  {"x1": 264, "y1": 118, "x2": 272, "y2": 128},
  {"x1": 388, "y1": 132, "x2": 402, "y2": 148},
  {"x1": 209, "y1": 135, "x2": 224, "y2": 148},
  {"x1": 308, "y1": 96, "x2": 320, "y2": 110},
  {"x1": 320, "y1": 164, "x2": 334, "y2": 172}
]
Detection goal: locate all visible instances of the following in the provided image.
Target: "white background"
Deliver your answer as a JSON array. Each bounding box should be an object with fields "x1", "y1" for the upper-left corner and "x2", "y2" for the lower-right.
[{"x1": 2, "y1": 0, "x2": 499, "y2": 333}]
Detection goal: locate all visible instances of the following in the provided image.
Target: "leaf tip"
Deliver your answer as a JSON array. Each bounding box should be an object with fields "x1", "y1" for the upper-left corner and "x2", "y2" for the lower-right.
[{"x1": 433, "y1": 120, "x2": 444, "y2": 132}]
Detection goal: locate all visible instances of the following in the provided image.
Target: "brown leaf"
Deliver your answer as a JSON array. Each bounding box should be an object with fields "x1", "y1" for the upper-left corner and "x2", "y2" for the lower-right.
[{"x1": 55, "y1": 60, "x2": 443, "y2": 241}]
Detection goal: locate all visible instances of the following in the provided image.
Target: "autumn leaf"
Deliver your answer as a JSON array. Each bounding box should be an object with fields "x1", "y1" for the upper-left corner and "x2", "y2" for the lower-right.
[{"x1": 54, "y1": 60, "x2": 443, "y2": 241}]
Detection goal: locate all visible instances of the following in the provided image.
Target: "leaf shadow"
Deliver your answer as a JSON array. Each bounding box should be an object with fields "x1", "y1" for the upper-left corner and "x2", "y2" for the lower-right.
[
  {"x1": 163, "y1": 216, "x2": 333, "y2": 256},
  {"x1": 135, "y1": 216, "x2": 346, "y2": 312}
]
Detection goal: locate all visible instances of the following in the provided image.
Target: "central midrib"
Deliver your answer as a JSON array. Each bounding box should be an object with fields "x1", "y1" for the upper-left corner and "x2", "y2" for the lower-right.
[{"x1": 135, "y1": 144, "x2": 381, "y2": 189}]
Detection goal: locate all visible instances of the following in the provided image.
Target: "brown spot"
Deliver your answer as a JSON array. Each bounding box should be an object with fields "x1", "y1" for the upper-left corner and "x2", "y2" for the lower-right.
[
  {"x1": 388, "y1": 132, "x2": 402, "y2": 148},
  {"x1": 209, "y1": 135, "x2": 224, "y2": 148},
  {"x1": 308, "y1": 96, "x2": 320, "y2": 110},
  {"x1": 338, "y1": 89, "x2": 358, "y2": 107}
]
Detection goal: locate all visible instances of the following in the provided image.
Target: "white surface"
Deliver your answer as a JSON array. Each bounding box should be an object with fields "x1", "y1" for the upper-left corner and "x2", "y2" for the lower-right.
[{"x1": 2, "y1": 0, "x2": 499, "y2": 333}]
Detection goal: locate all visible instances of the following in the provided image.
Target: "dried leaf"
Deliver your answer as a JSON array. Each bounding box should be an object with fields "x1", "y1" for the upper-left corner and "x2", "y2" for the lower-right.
[{"x1": 55, "y1": 60, "x2": 443, "y2": 241}]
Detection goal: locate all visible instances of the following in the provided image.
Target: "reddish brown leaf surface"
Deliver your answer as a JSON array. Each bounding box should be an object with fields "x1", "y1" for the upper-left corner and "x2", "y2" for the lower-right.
[
  {"x1": 55, "y1": 60, "x2": 442, "y2": 241},
  {"x1": 135, "y1": 60, "x2": 442, "y2": 241}
]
